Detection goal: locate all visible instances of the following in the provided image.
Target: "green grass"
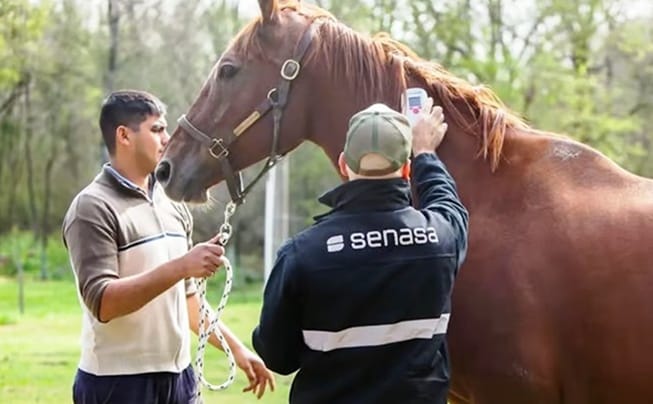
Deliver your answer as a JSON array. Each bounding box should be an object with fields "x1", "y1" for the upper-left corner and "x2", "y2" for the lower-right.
[{"x1": 0, "y1": 277, "x2": 292, "y2": 403}]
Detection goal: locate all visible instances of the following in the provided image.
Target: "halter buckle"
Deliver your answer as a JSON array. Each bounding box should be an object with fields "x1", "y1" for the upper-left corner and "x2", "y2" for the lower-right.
[
  {"x1": 208, "y1": 138, "x2": 229, "y2": 160},
  {"x1": 281, "y1": 59, "x2": 300, "y2": 80}
]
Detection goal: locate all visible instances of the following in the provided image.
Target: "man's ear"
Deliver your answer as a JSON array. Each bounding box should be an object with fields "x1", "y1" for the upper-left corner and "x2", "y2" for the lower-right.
[
  {"x1": 401, "y1": 160, "x2": 411, "y2": 180},
  {"x1": 115, "y1": 125, "x2": 131, "y2": 148},
  {"x1": 338, "y1": 153, "x2": 349, "y2": 179}
]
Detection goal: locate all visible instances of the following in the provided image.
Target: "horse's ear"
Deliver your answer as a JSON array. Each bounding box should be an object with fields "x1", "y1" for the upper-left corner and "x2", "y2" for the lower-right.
[{"x1": 258, "y1": 0, "x2": 279, "y2": 24}]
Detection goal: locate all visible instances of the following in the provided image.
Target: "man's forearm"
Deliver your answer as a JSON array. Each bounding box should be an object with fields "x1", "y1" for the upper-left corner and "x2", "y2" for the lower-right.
[
  {"x1": 187, "y1": 294, "x2": 245, "y2": 353},
  {"x1": 99, "y1": 258, "x2": 186, "y2": 322},
  {"x1": 213, "y1": 321, "x2": 246, "y2": 353},
  {"x1": 411, "y1": 152, "x2": 469, "y2": 263}
]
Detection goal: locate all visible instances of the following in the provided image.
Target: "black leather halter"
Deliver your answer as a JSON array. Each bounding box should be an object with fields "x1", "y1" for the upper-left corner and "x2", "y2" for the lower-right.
[{"x1": 177, "y1": 24, "x2": 314, "y2": 205}]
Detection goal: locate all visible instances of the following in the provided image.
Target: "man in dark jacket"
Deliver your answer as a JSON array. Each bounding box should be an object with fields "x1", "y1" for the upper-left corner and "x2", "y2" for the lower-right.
[{"x1": 252, "y1": 98, "x2": 469, "y2": 404}]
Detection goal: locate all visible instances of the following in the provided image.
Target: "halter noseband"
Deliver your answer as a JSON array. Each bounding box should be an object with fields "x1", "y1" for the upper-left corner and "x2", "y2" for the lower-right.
[{"x1": 177, "y1": 24, "x2": 314, "y2": 205}]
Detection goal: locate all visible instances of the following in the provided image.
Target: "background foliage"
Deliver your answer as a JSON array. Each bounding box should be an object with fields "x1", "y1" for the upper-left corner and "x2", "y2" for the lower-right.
[{"x1": 0, "y1": 0, "x2": 651, "y2": 278}]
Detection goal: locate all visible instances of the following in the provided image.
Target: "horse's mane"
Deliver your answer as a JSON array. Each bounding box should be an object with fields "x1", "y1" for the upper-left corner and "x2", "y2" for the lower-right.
[{"x1": 233, "y1": 1, "x2": 530, "y2": 170}]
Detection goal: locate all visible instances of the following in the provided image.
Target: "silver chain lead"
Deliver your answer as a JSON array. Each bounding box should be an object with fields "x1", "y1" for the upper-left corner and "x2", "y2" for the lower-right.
[{"x1": 194, "y1": 201, "x2": 238, "y2": 402}]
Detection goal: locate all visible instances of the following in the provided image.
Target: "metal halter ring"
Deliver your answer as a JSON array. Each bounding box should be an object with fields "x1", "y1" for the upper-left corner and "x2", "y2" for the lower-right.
[
  {"x1": 208, "y1": 138, "x2": 229, "y2": 160},
  {"x1": 281, "y1": 59, "x2": 300, "y2": 80},
  {"x1": 267, "y1": 88, "x2": 279, "y2": 104}
]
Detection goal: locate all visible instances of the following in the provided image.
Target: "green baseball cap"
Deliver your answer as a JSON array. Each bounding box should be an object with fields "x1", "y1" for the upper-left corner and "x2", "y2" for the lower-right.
[{"x1": 344, "y1": 103, "x2": 412, "y2": 176}]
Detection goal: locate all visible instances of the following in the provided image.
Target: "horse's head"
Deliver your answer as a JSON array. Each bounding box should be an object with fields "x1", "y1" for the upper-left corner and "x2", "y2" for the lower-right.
[{"x1": 157, "y1": 0, "x2": 317, "y2": 203}]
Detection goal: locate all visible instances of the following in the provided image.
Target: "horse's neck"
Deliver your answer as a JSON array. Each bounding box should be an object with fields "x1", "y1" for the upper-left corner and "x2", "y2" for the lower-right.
[
  {"x1": 307, "y1": 93, "x2": 379, "y2": 168},
  {"x1": 433, "y1": 124, "x2": 506, "y2": 211}
]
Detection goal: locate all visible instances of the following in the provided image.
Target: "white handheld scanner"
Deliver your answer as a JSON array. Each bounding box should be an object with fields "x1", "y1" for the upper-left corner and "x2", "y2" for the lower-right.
[{"x1": 403, "y1": 88, "x2": 429, "y2": 126}]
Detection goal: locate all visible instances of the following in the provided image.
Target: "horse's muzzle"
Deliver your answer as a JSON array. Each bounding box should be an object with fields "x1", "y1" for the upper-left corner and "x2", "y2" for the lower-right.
[{"x1": 155, "y1": 160, "x2": 172, "y2": 187}]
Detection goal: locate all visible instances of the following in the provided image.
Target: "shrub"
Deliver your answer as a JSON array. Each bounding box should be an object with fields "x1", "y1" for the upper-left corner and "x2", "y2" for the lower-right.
[{"x1": 0, "y1": 229, "x2": 71, "y2": 279}]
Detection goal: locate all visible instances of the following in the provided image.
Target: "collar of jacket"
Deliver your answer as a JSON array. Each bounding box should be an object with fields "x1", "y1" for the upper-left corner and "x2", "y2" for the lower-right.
[{"x1": 314, "y1": 178, "x2": 412, "y2": 221}]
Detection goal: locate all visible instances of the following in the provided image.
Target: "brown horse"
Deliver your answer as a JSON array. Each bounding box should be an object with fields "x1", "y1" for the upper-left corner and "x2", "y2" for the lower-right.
[{"x1": 157, "y1": 1, "x2": 653, "y2": 403}]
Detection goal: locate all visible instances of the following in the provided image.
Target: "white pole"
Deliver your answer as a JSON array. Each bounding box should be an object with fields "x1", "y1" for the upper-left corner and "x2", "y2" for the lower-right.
[
  {"x1": 263, "y1": 158, "x2": 290, "y2": 283},
  {"x1": 263, "y1": 165, "x2": 277, "y2": 282}
]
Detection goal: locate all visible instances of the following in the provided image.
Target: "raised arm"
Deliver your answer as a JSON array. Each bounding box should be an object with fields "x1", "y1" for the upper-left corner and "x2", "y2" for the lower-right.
[{"x1": 409, "y1": 99, "x2": 469, "y2": 265}]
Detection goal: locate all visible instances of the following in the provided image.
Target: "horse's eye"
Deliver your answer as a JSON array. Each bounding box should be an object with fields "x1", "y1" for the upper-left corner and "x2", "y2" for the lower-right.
[{"x1": 218, "y1": 64, "x2": 238, "y2": 79}]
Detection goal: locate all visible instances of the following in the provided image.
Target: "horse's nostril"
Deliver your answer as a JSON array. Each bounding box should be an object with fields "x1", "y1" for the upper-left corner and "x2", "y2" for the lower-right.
[{"x1": 155, "y1": 160, "x2": 172, "y2": 185}]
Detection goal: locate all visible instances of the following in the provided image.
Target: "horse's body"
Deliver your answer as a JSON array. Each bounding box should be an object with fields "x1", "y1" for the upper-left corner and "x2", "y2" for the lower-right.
[
  {"x1": 158, "y1": 1, "x2": 653, "y2": 402},
  {"x1": 442, "y1": 133, "x2": 653, "y2": 403}
]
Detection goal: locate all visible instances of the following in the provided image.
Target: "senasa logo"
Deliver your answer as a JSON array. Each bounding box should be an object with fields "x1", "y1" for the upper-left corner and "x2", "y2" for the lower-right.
[
  {"x1": 326, "y1": 227, "x2": 438, "y2": 253},
  {"x1": 326, "y1": 235, "x2": 345, "y2": 252}
]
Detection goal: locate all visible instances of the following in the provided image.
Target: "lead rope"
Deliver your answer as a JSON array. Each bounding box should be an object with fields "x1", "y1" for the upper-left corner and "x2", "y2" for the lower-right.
[{"x1": 194, "y1": 201, "x2": 238, "y2": 403}]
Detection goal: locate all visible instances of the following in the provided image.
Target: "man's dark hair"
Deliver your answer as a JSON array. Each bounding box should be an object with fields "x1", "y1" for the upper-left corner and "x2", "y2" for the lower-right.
[{"x1": 99, "y1": 89, "x2": 167, "y2": 155}]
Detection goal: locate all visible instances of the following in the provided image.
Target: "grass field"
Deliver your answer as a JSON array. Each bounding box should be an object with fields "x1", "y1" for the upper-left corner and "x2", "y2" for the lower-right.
[{"x1": 0, "y1": 277, "x2": 292, "y2": 403}]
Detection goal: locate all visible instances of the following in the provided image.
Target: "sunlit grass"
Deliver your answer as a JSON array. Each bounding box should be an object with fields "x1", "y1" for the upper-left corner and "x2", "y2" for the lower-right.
[{"x1": 0, "y1": 277, "x2": 291, "y2": 403}]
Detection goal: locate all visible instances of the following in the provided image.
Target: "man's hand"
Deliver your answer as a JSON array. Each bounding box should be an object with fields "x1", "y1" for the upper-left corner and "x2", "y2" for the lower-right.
[
  {"x1": 177, "y1": 235, "x2": 225, "y2": 278},
  {"x1": 233, "y1": 346, "x2": 276, "y2": 399},
  {"x1": 411, "y1": 97, "x2": 448, "y2": 155}
]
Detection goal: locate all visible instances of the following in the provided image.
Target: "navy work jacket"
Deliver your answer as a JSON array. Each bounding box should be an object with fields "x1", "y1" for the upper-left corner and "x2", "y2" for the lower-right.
[{"x1": 253, "y1": 153, "x2": 469, "y2": 404}]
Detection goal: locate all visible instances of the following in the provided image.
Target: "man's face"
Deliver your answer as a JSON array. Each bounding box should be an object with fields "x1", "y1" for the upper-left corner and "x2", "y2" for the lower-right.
[{"x1": 131, "y1": 114, "x2": 170, "y2": 174}]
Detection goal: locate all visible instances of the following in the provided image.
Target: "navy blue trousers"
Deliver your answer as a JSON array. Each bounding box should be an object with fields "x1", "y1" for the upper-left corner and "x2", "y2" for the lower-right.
[{"x1": 72, "y1": 365, "x2": 196, "y2": 404}]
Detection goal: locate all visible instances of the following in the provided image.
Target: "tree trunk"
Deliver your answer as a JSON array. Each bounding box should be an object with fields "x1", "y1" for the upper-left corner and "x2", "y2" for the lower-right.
[
  {"x1": 39, "y1": 152, "x2": 56, "y2": 280},
  {"x1": 23, "y1": 74, "x2": 39, "y2": 239},
  {"x1": 101, "y1": 0, "x2": 120, "y2": 163},
  {"x1": 106, "y1": 0, "x2": 119, "y2": 93}
]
